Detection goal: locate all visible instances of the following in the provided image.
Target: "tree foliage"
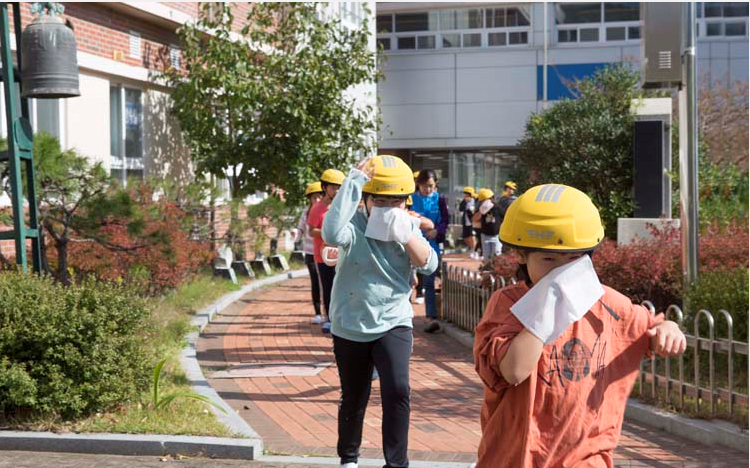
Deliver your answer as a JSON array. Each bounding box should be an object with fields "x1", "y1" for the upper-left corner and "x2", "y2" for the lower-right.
[
  {"x1": 163, "y1": 2, "x2": 380, "y2": 207},
  {"x1": 516, "y1": 65, "x2": 641, "y2": 238}
]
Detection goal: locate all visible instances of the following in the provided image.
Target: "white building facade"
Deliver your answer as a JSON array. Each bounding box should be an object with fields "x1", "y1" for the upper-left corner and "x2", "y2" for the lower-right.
[{"x1": 376, "y1": 2, "x2": 749, "y2": 206}]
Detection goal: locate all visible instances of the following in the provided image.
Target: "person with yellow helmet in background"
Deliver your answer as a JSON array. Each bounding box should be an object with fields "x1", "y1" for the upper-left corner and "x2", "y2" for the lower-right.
[
  {"x1": 322, "y1": 155, "x2": 437, "y2": 468},
  {"x1": 295, "y1": 182, "x2": 325, "y2": 324},
  {"x1": 472, "y1": 184, "x2": 686, "y2": 468},
  {"x1": 308, "y1": 168, "x2": 346, "y2": 334},
  {"x1": 458, "y1": 186, "x2": 478, "y2": 259},
  {"x1": 472, "y1": 188, "x2": 503, "y2": 261}
]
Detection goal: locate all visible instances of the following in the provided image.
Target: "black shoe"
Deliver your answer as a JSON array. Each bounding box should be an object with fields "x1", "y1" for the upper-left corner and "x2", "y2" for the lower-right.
[{"x1": 423, "y1": 321, "x2": 441, "y2": 333}]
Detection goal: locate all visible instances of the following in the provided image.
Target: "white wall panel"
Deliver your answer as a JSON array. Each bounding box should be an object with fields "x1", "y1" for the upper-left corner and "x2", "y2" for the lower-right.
[
  {"x1": 64, "y1": 73, "x2": 110, "y2": 169},
  {"x1": 457, "y1": 66, "x2": 536, "y2": 103},
  {"x1": 381, "y1": 104, "x2": 455, "y2": 139},
  {"x1": 730, "y1": 41, "x2": 749, "y2": 58},
  {"x1": 378, "y1": 69, "x2": 455, "y2": 105},
  {"x1": 547, "y1": 47, "x2": 622, "y2": 65},
  {"x1": 381, "y1": 53, "x2": 455, "y2": 71},
  {"x1": 456, "y1": 101, "x2": 536, "y2": 139},
  {"x1": 730, "y1": 58, "x2": 749, "y2": 83},
  {"x1": 457, "y1": 50, "x2": 537, "y2": 68}
]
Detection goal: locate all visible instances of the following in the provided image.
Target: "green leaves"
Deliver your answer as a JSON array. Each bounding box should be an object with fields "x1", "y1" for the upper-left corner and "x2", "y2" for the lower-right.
[
  {"x1": 160, "y1": 3, "x2": 381, "y2": 209},
  {"x1": 151, "y1": 359, "x2": 226, "y2": 414},
  {"x1": 518, "y1": 65, "x2": 640, "y2": 238}
]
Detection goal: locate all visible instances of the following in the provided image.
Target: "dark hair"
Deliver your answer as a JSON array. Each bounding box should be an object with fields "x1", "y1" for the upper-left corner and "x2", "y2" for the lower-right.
[{"x1": 416, "y1": 169, "x2": 437, "y2": 186}]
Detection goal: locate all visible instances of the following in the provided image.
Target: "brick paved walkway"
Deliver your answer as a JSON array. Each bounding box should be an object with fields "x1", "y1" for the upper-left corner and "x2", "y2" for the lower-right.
[{"x1": 197, "y1": 257, "x2": 748, "y2": 467}]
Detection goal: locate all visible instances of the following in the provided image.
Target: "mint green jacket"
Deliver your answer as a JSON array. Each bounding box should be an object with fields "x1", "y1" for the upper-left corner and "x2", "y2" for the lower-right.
[{"x1": 322, "y1": 170, "x2": 438, "y2": 342}]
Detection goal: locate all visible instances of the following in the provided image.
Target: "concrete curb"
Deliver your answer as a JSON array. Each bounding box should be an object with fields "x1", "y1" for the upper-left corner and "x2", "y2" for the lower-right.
[
  {"x1": 0, "y1": 431, "x2": 260, "y2": 459},
  {"x1": 438, "y1": 319, "x2": 749, "y2": 454},
  {"x1": 624, "y1": 399, "x2": 749, "y2": 453},
  {"x1": 0, "y1": 268, "x2": 309, "y2": 460},
  {"x1": 181, "y1": 268, "x2": 310, "y2": 456}
]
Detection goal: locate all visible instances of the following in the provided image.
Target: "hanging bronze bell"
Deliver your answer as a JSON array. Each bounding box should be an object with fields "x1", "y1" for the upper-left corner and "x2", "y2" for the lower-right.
[{"x1": 21, "y1": 3, "x2": 80, "y2": 98}]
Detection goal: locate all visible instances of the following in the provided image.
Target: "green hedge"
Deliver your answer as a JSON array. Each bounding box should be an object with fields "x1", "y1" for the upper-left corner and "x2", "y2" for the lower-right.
[
  {"x1": 685, "y1": 267, "x2": 748, "y2": 342},
  {"x1": 0, "y1": 272, "x2": 152, "y2": 419}
]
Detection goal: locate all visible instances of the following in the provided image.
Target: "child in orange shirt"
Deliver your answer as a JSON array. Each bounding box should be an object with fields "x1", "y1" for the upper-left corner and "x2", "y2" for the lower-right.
[{"x1": 473, "y1": 184, "x2": 686, "y2": 468}]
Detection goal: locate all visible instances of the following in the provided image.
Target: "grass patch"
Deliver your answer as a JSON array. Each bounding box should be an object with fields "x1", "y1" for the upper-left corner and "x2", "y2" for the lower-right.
[{"x1": 4, "y1": 271, "x2": 249, "y2": 436}]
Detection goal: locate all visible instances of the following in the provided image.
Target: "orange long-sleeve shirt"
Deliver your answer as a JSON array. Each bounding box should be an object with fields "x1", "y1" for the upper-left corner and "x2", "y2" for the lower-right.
[{"x1": 473, "y1": 282, "x2": 660, "y2": 468}]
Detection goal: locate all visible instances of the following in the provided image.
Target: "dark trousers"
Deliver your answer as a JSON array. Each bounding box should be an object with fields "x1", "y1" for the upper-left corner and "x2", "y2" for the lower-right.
[
  {"x1": 305, "y1": 254, "x2": 321, "y2": 315},
  {"x1": 415, "y1": 273, "x2": 423, "y2": 297},
  {"x1": 333, "y1": 327, "x2": 412, "y2": 468},
  {"x1": 316, "y1": 262, "x2": 336, "y2": 320}
]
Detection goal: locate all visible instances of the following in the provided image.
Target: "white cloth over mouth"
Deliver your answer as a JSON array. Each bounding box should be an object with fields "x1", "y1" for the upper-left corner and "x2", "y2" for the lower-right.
[{"x1": 510, "y1": 255, "x2": 604, "y2": 345}]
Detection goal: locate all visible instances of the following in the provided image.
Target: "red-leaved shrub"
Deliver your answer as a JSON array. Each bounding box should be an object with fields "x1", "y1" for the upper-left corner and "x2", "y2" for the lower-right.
[
  {"x1": 50, "y1": 187, "x2": 211, "y2": 295},
  {"x1": 490, "y1": 220, "x2": 748, "y2": 310}
]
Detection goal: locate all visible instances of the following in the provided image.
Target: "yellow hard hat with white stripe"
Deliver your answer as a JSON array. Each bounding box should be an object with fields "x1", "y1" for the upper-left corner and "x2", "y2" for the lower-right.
[
  {"x1": 499, "y1": 184, "x2": 604, "y2": 252},
  {"x1": 363, "y1": 155, "x2": 415, "y2": 196}
]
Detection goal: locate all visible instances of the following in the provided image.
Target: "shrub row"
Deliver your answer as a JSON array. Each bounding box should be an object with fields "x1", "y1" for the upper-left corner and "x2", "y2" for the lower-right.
[{"x1": 0, "y1": 272, "x2": 152, "y2": 419}]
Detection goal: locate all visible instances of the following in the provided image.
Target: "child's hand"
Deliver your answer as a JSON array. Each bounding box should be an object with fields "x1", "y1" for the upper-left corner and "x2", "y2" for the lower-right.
[
  {"x1": 354, "y1": 157, "x2": 375, "y2": 179},
  {"x1": 646, "y1": 318, "x2": 687, "y2": 357}
]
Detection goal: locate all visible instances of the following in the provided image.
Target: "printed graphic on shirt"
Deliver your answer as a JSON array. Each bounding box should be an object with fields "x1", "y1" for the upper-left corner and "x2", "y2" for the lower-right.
[{"x1": 539, "y1": 334, "x2": 608, "y2": 388}]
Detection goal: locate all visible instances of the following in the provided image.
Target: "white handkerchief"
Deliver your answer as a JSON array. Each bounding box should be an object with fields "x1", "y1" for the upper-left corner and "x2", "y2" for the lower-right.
[{"x1": 510, "y1": 255, "x2": 604, "y2": 345}]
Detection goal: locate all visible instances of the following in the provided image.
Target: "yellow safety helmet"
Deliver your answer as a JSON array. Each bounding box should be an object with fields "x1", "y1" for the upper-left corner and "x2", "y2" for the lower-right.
[
  {"x1": 504, "y1": 181, "x2": 518, "y2": 191},
  {"x1": 304, "y1": 181, "x2": 323, "y2": 196},
  {"x1": 462, "y1": 186, "x2": 476, "y2": 197},
  {"x1": 413, "y1": 170, "x2": 420, "y2": 180},
  {"x1": 363, "y1": 155, "x2": 415, "y2": 196},
  {"x1": 476, "y1": 188, "x2": 494, "y2": 202},
  {"x1": 499, "y1": 183, "x2": 604, "y2": 252},
  {"x1": 406, "y1": 195, "x2": 413, "y2": 207},
  {"x1": 320, "y1": 168, "x2": 345, "y2": 185}
]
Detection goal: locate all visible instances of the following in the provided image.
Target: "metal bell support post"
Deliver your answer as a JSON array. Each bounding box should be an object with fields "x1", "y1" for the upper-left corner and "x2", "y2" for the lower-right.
[{"x1": 0, "y1": 2, "x2": 79, "y2": 273}]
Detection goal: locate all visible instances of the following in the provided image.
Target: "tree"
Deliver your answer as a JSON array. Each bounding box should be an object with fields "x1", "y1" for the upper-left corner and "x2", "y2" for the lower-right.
[
  {"x1": 162, "y1": 3, "x2": 380, "y2": 208},
  {"x1": 516, "y1": 64, "x2": 642, "y2": 238}
]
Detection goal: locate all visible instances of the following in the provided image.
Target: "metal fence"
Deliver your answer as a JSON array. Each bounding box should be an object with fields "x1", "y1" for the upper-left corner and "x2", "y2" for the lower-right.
[{"x1": 440, "y1": 261, "x2": 749, "y2": 418}]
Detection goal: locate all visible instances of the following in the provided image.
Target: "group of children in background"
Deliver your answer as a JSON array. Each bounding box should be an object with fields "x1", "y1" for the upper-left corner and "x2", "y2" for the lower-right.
[{"x1": 459, "y1": 181, "x2": 518, "y2": 261}]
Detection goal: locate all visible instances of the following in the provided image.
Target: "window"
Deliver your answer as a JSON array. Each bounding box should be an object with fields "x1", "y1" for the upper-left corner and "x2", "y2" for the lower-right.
[
  {"x1": 377, "y1": 6, "x2": 531, "y2": 52},
  {"x1": 110, "y1": 85, "x2": 144, "y2": 185},
  {"x1": 700, "y1": 2, "x2": 748, "y2": 37},
  {"x1": 35, "y1": 98, "x2": 60, "y2": 139},
  {"x1": 440, "y1": 9, "x2": 483, "y2": 30},
  {"x1": 604, "y1": 3, "x2": 639, "y2": 22},
  {"x1": 376, "y1": 14, "x2": 393, "y2": 33},
  {"x1": 169, "y1": 45, "x2": 180, "y2": 69},
  {"x1": 555, "y1": 2, "x2": 640, "y2": 44},
  {"x1": 128, "y1": 31, "x2": 140, "y2": 59},
  {"x1": 395, "y1": 12, "x2": 437, "y2": 32},
  {"x1": 555, "y1": 3, "x2": 601, "y2": 24},
  {"x1": 488, "y1": 32, "x2": 507, "y2": 46}
]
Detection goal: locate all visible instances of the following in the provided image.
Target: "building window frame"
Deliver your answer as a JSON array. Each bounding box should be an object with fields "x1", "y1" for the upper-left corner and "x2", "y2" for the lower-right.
[
  {"x1": 376, "y1": 5, "x2": 532, "y2": 53},
  {"x1": 109, "y1": 83, "x2": 145, "y2": 186},
  {"x1": 698, "y1": 2, "x2": 749, "y2": 39},
  {"x1": 554, "y1": 2, "x2": 641, "y2": 46}
]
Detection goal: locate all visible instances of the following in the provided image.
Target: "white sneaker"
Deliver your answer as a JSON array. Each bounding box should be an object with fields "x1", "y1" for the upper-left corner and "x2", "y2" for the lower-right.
[
  {"x1": 311, "y1": 315, "x2": 323, "y2": 324},
  {"x1": 341, "y1": 463, "x2": 358, "y2": 468},
  {"x1": 414, "y1": 297, "x2": 424, "y2": 305}
]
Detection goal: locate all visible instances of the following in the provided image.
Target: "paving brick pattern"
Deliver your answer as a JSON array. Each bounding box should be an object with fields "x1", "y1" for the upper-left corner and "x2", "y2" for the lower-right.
[{"x1": 197, "y1": 258, "x2": 748, "y2": 468}]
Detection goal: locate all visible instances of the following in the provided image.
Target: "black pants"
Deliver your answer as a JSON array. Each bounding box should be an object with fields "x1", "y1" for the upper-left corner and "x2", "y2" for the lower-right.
[
  {"x1": 316, "y1": 262, "x2": 336, "y2": 320},
  {"x1": 305, "y1": 254, "x2": 321, "y2": 315},
  {"x1": 333, "y1": 327, "x2": 412, "y2": 468},
  {"x1": 415, "y1": 273, "x2": 423, "y2": 298}
]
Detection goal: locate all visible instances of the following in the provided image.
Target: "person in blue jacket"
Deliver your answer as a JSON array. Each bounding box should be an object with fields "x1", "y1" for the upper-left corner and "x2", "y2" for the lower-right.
[
  {"x1": 410, "y1": 169, "x2": 449, "y2": 333},
  {"x1": 322, "y1": 155, "x2": 438, "y2": 468}
]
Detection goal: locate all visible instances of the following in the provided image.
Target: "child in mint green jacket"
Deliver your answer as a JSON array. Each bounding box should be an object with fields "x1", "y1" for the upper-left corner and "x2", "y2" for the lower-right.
[{"x1": 322, "y1": 156, "x2": 437, "y2": 468}]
